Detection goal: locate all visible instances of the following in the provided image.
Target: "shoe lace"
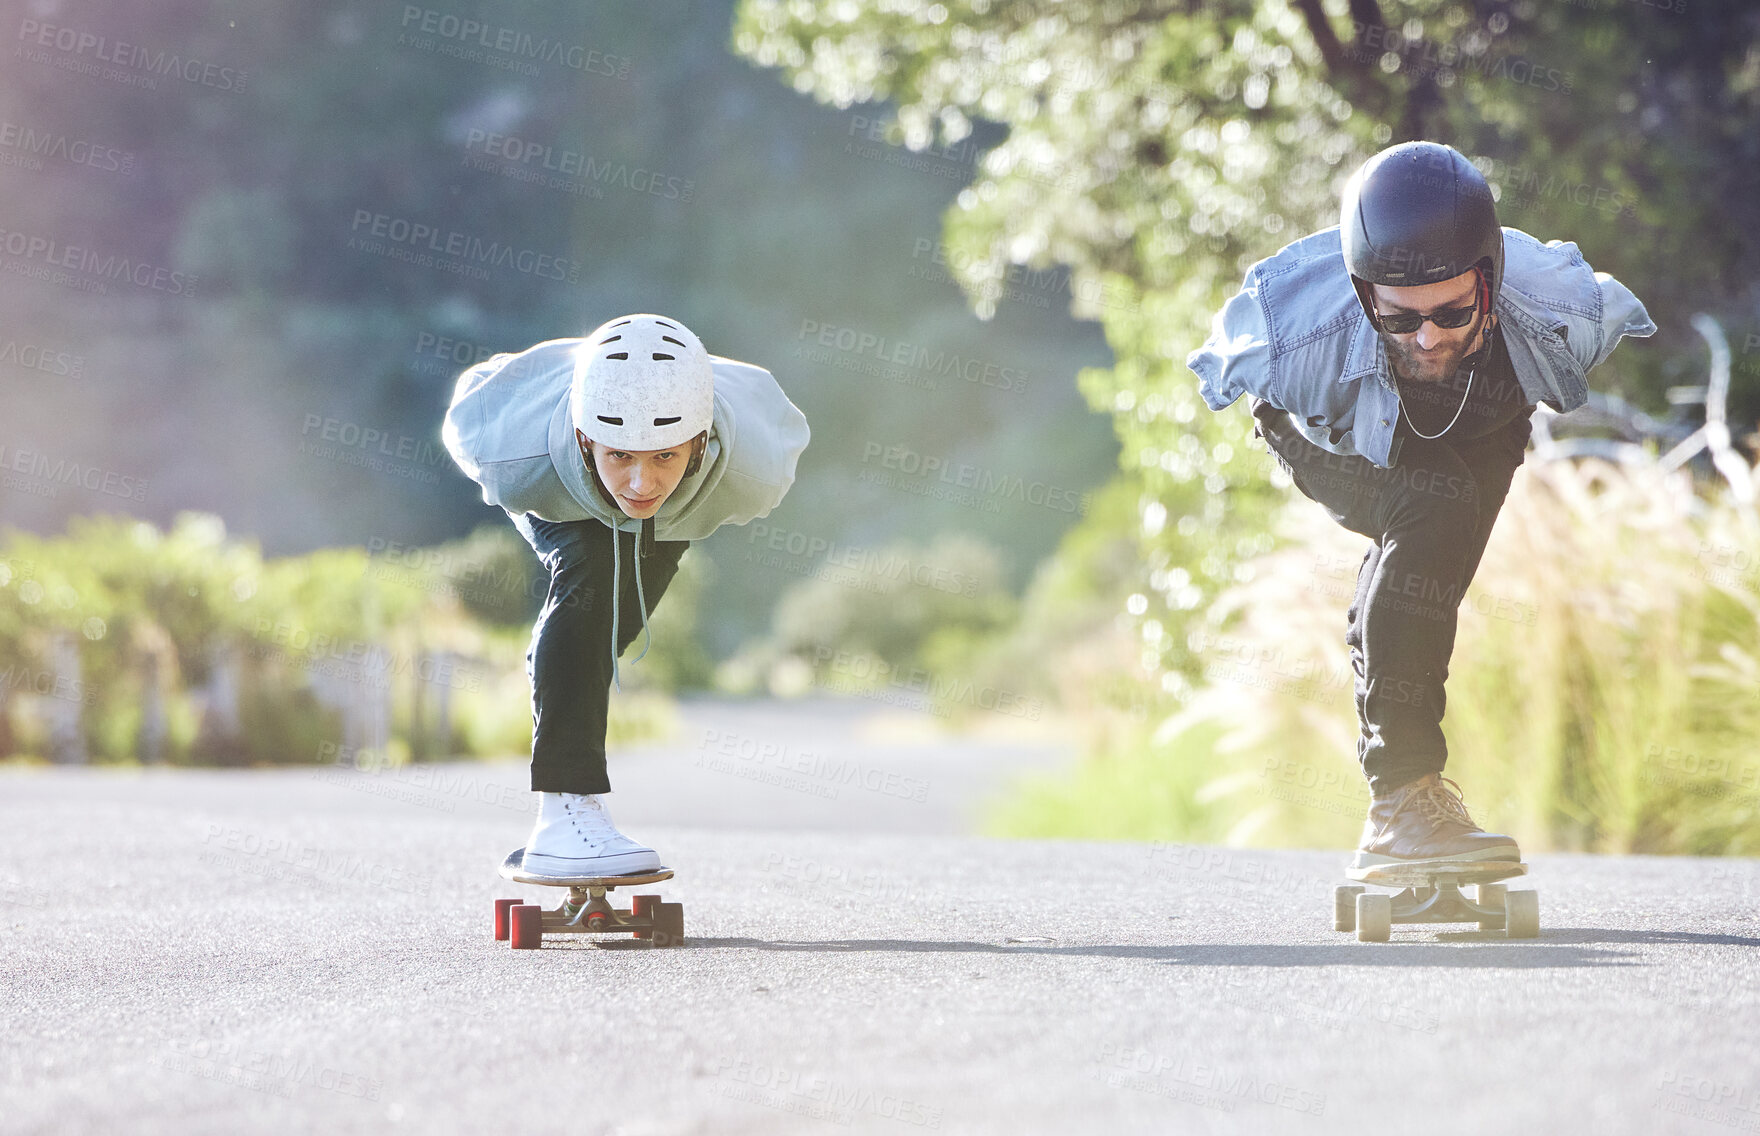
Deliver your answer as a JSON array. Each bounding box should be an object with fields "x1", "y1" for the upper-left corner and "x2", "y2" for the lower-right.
[
  {"x1": 1414, "y1": 777, "x2": 1478, "y2": 829},
  {"x1": 562, "y1": 795, "x2": 617, "y2": 842}
]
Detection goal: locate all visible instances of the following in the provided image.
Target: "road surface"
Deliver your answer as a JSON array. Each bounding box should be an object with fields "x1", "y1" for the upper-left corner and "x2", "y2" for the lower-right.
[{"x1": 3, "y1": 697, "x2": 1758, "y2": 1134}]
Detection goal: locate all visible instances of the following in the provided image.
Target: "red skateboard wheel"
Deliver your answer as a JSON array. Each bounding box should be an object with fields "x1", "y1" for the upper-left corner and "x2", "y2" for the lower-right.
[
  {"x1": 510, "y1": 904, "x2": 542, "y2": 949},
  {"x1": 494, "y1": 898, "x2": 522, "y2": 941}
]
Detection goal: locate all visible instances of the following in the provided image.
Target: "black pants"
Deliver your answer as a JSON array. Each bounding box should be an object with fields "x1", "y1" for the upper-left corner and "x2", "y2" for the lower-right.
[
  {"x1": 1251, "y1": 400, "x2": 1532, "y2": 794},
  {"x1": 510, "y1": 512, "x2": 689, "y2": 795}
]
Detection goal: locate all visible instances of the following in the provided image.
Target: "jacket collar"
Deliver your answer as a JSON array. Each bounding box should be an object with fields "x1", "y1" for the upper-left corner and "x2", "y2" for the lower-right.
[{"x1": 1340, "y1": 311, "x2": 1390, "y2": 391}]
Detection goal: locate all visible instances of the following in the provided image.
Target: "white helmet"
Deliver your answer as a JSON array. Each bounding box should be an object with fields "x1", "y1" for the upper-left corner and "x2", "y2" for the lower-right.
[{"x1": 570, "y1": 314, "x2": 714, "y2": 451}]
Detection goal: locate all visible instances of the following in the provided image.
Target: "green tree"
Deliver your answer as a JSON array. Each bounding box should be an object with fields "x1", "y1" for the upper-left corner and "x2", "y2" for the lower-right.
[{"x1": 733, "y1": 0, "x2": 1760, "y2": 702}]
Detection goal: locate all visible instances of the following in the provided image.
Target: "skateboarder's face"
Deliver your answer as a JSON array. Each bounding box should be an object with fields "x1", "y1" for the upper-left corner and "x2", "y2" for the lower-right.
[
  {"x1": 578, "y1": 433, "x2": 692, "y2": 518},
  {"x1": 1370, "y1": 269, "x2": 1489, "y2": 385}
]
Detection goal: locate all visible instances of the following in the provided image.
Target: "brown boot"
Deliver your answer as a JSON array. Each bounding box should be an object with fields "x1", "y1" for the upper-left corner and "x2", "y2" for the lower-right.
[{"x1": 1351, "y1": 773, "x2": 1520, "y2": 874}]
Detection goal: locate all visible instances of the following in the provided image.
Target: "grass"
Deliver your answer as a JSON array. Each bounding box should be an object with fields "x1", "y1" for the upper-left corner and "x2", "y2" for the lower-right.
[{"x1": 989, "y1": 459, "x2": 1760, "y2": 855}]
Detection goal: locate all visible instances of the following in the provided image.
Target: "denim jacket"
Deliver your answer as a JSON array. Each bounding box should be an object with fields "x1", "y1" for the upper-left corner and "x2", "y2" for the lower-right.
[{"x1": 1187, "y1": 226, "x2": 1656, "y2": 468}]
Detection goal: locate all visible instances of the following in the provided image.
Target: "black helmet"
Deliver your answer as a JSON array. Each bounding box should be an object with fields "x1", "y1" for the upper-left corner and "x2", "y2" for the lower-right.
[{"x1": 1341, "y1": 141, "x2": 1502, "y2": 328}]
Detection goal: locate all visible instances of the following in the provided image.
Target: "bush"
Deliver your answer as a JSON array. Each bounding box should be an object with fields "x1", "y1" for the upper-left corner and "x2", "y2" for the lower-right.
[
  {"x1": 994, "y1": 459, "x2": 1760, "y2": 855},
  {"x1": 0, "y1": 512, "x2": 682, "y2": 767},
  {"x1": 717, "y1": 534, "x2": 1016, "y2": 709}
]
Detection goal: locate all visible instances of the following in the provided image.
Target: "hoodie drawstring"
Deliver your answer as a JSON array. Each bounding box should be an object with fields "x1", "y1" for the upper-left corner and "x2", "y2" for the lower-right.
[{"x1": 608, "y1": 520, "x2": 655, "y2": 692}]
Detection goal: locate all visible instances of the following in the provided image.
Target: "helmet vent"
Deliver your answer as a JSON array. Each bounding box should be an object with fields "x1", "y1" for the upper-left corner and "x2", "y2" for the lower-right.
[
  {"x1": 653, "y1": 416, "x2": 681, "y2": 426},
  {"x1": 652, "y1": 352, "x2": 675, "y2": 361},
  {"x1": 597, "y1": 415, "x2": 624, "y2": 425},
  {"x1": 660, "y1": 336, "x2": 686, "y2": 348},
  {"x1": 600, "y1": 334, "x2": 622, "y2": 344},
  {"x1": 606, "y1": 352, "x2": 629, "y2": 360},
  {"x1": 655, "y1": 320, "x2": 677, "y2": 329}
]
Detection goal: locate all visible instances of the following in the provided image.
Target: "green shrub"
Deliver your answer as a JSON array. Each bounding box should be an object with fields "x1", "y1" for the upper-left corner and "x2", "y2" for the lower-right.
[{"x1": 0, "y1": 512, "x2": 682, "y2": 767}]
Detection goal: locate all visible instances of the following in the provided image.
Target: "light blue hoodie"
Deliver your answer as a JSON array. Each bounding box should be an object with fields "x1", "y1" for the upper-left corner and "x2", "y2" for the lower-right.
[
  {"x1": 1187, "y1": 226, "x2": 1656, "y2": 468},
  {"x1": 442, "y1": 337, "x2": 809, "y2": 679},
  {"x1": 443, "y1": 337, "x2": 809, "y2": 539}
]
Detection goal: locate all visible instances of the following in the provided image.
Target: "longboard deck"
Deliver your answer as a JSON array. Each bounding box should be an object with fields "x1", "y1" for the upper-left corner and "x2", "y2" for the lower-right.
[
  {"x1": 1346, "y1": 860, "x2": 1526, "y2": 887},
  {"x1": 499, "y1": 847, "x2": 674, "y2": 888}
]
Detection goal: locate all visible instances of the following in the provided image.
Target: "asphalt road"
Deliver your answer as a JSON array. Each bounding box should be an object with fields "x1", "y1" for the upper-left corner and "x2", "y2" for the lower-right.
[{"x1": 3, "y1": 697, "x2": 1759, "y2": 1135}]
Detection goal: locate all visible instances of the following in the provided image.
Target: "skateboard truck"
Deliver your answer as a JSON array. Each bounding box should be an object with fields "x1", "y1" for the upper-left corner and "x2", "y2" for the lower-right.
[
  {"x1": 1334, "y1": 862, "x2": 1538, "y2": 942},
  {"x1": 494, "y1": 849, "x2": 685, "y2": 950}
]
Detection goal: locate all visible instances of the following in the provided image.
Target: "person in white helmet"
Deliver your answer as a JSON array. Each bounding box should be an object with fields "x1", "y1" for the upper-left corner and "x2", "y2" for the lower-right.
[{"x1": 443, "y1": 314, "x2": 810, "y2": 875}]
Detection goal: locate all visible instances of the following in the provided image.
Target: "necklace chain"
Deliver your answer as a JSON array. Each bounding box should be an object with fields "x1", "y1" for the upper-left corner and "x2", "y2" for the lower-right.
[{"x1": 1397, "y1": 363, "x2": 1476, "y2": 441}]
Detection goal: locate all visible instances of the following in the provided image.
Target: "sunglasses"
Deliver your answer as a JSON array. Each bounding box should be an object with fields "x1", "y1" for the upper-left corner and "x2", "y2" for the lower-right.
[{"x1": 1373, "y1": 296, "x2": 1480, "y2": 335}]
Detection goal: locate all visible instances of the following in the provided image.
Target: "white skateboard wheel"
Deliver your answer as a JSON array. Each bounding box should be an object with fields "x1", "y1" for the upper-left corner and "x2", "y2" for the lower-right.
[
  {"x1": 1504, "y1": 890, "x2": 1539, "y2": 938},
  {"x1": 1356, "y1": 892, "x2": 1392, "y2": 942},
  {"x1": 1335, "y1": 885, "x2": 1365, "y2": 932}
]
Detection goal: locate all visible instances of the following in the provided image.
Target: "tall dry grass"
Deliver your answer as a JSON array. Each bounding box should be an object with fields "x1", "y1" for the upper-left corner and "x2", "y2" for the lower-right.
[{"x1": 993, "y1": 458, "x2": 1760, "y2": 854}]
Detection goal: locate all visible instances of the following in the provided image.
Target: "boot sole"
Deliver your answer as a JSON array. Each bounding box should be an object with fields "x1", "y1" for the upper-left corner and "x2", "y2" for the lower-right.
[{"x1": 1348, "y1": 847, "x2": 1521, "y2": 883}]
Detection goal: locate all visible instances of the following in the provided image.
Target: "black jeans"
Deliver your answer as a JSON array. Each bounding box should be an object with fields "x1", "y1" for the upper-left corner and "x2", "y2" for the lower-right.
[
  {"x1": 509, "y1": 512, "x2": 689, "y2": 795},
  {"x1": 1251, "y1": 399, "x2": 1532, "y2": 794}
]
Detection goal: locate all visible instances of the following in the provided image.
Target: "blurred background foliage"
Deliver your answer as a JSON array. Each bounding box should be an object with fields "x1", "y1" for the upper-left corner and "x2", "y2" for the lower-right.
[
  {"x1": 0, "y1": 514, "x2": 686, "y2": 766},
  {"x1": 731, "y1": 0, "x2": 1760, "y2": 851},
  {"x1": 4, "y1": 0, "x2": 1758, "y2": 851}
]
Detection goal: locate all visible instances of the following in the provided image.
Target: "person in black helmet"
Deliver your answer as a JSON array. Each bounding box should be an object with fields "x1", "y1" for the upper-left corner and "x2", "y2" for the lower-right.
[{"x1": 1188, "y1": 141, "x2": 1655, "y2": 871}]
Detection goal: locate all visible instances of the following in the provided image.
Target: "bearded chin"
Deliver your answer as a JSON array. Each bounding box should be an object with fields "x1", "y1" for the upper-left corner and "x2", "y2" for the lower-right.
[{"x1": 1387, "y1": 339, "x2": 1461, "y2": 383}]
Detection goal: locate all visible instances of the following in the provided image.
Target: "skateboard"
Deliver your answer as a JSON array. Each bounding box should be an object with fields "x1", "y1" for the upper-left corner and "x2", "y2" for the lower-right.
[
  {"x1": 493, "y1": 848, "x2": 685, "y2": 950},
  {"x1": 1334, "y1": 860, "x2": 1538, "y2": 942}
]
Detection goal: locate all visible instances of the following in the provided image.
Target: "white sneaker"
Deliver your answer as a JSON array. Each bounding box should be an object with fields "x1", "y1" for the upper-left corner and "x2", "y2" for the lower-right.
[{"x1": 521, "y1": 792, "x2": 661, "y2": 877}]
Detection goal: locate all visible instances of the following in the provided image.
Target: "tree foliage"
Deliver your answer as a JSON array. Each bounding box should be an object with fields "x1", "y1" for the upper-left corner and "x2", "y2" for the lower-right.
[{"x1": 733, "y1": 0, "x2": 1760, "y2": 699}]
